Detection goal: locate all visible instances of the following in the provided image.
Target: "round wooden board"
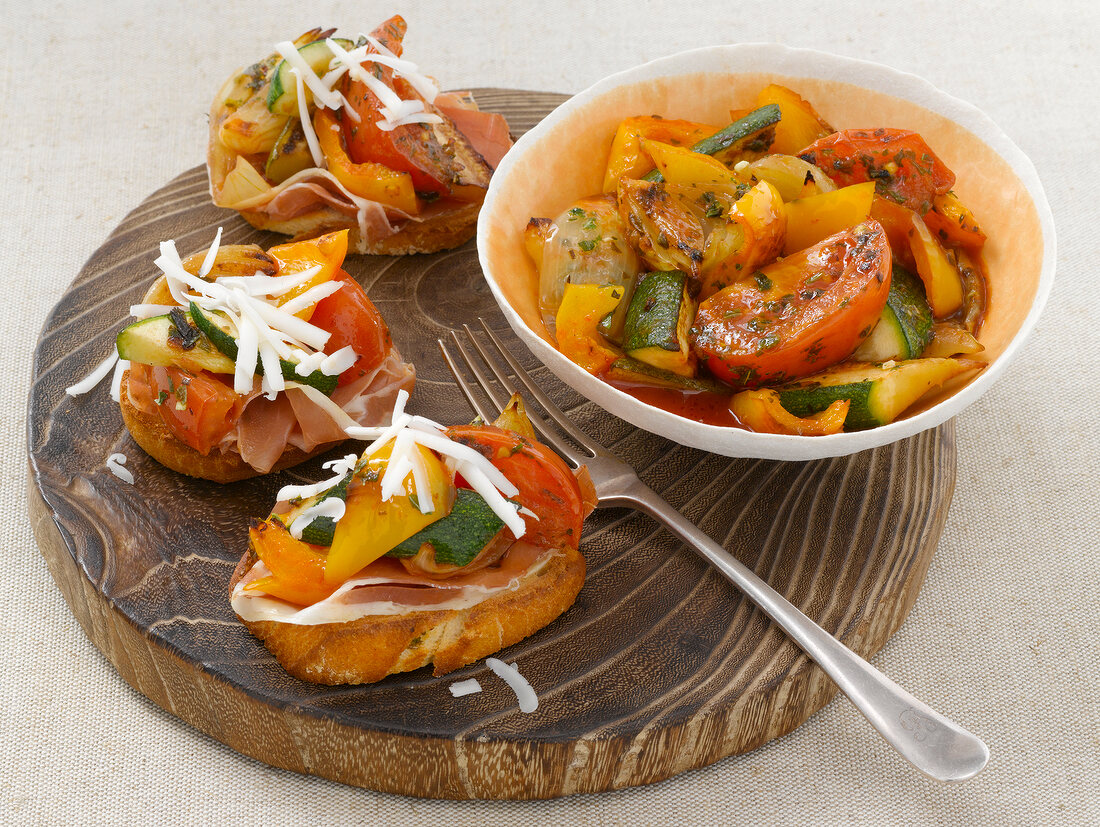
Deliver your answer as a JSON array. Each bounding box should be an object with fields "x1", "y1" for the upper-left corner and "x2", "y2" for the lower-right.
[{"x1": 27, "y1": 89, "x2": 955, "y2": 799}]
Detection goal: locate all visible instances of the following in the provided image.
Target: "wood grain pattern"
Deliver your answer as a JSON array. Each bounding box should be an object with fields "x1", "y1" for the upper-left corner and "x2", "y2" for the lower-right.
[{"x1": 26, "y1": 89, "x2": 956, "y2": 799}]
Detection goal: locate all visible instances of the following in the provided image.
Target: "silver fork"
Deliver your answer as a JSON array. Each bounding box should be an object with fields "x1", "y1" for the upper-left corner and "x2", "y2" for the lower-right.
[{"x1": 439, "y1": 319, "x2": 989, "y2": 783}]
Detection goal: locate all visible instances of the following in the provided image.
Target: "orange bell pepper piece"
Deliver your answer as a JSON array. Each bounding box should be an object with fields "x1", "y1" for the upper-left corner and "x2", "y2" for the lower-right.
[
  {"x1": 245, "y1": 519, "x2": 337, "y2": 606},
  {"x1": 730, "y1": 389, "x2": 849, "y2": 435},
  {"x1": 923, "y1": 191, "x2": 986, "y2": 250},
  {"x1": 268, "y1": 229, "x2": 349, "y2": 320},
  {"x1": 603, "y1": 116, "x2": 721, "y2": 191},
  {"x1": 313, "y1": 108, "x2": 418, "y2": 214}
]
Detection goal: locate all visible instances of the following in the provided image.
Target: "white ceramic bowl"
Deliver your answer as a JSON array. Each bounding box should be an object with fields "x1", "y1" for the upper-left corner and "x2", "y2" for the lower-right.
[{"x1": 477, "y1": 44, "x2": 1055, "y2": 460}]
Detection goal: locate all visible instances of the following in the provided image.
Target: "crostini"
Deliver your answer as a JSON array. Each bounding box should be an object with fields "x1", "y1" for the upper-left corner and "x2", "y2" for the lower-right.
[
  {"x1": 230, "y1": 392, "x2": 595, "y2": 685},
  {"x1": 115, "y1": 228, "x2": 414, "y2": 482},
  {"x1": 208, "y1": 15, "x2": 512, "y2": 255}
]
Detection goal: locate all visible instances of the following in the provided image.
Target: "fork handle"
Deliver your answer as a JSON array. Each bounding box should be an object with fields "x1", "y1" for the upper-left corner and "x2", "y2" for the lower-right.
[{"x1": 611, "y1": 479, "x2": 989, "y2": 782}]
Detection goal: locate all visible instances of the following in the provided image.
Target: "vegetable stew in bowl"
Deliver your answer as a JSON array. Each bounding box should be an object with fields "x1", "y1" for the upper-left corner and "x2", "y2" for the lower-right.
[{"x1": 478, "y1": 45, "x2": 1054, "y2": 460}]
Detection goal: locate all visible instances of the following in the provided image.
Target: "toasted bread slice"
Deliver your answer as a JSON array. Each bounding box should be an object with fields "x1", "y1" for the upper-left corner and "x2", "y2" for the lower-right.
[{"x1": 229, "y1": 544, "x2": 585, "y2": 685}]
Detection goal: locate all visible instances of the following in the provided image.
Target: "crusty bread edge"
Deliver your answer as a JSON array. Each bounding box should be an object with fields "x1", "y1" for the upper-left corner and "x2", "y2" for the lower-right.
[
  {"x1": 118, "y1": 371, "x2": 337, "y2": 483},
  {"x1": 229, "y1": 544, "x2": 586, "y2": 685}
]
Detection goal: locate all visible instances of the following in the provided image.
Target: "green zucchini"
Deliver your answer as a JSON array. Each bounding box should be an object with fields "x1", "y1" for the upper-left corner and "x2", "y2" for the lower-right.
[
  {"x1": 643, "y1": 105, "x2": 782, "y2": 182},
  {"x1": 116, "y1": 312, "x2": 236, "y2": 375},
  {"x1": 267, "y1": 38, "x2": 353, "y2": 116},
  {"x1": 622, "y1": 270, "x2": 696, "y2": 376},
  {"x1": 386, "y1": 488, "x2": 507, "y2": 567},
  {"x1": 279, "y1": 471, "x2": 355, "y2": 547},
  {"x1": 777, "y1": 358, "x2": 981, "y2": 431},
  {"x1": 189, "y1": 302, "x2": 338, "y2": 395},
  {"x1": 609, "y1": 356, "x2": 727, "y2": 393},
  {"x1": 853, "y1": 265, "x2": 934, "y2": 362},
  {"x1": 265, "y1": 118, "x2": 314, "y2": 183},
  {"x1": 596, "y1": 274, "x2": 639, "y2": 346}
]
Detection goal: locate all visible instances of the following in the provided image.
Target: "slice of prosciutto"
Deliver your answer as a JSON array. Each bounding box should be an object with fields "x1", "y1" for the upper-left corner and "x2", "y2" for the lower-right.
[{"x1": 232, "y1": 540, "x2": 559, "y2": 624}]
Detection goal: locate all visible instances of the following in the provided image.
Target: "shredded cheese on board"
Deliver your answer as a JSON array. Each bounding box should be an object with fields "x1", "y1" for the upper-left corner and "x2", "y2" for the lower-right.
[
  {"x1": 66, "y1": 351, "x2": 119, "y2": 397},
  {"x1": 449, "y1": 679, "x2": 482, "y2": 698},
  {"x1": 106, "y1": 453, "x2": 134, "y2": 485},
  {"x1": 486, "y1": 658, "x2": 538, "y2": 713}
]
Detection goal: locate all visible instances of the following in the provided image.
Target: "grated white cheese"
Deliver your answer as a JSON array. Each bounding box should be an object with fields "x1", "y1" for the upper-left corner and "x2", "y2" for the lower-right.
[
  {"x1": 277, "y1": 279, "x2": 343, "y2": 317},
  {"x1": 344, "y1": 390, "x2": 525, "y2": 537},
  {"x1": 291, "y1": 67, "x2": 326, "y2": 169},
  {"x1": 274, "y1": 41, "x2": 343, "y2": 110},
  {"x1": 109, "y1": 358, "x2": 130, "y2": 403},
  {"x1": 318, "y1": 346, "x2": 357, "y2": 376},
  {"x1": 291, "y1": 349, "x2": 328, "y2": 376},
  {"x1": 198, "y1": 226, "x2": 223, "y2": 277},
  {"x1": 449, "y1": 679, "x2": 482, "y2": 698},
  {"x1": 106, "y1": 453, "x2": 134, "y2": 485},
  {"x1": 486, "y1": 658, "x2": 538, "y2": 713},
  {"x1": 129, "y1": 303, "x2": 178, "y2": 319},
  {"x1": 323, "y1": 36, "x2": 442, "y2": 131},
  {"x1": 66, "y1": 351, "x2": 119, "y2": 397},
  {"x1": 277, "y1": 453, "x2": 357, "y2": 502},
  {"x1": 289, "y1": 496, "x2": 346, "y2": 539}
]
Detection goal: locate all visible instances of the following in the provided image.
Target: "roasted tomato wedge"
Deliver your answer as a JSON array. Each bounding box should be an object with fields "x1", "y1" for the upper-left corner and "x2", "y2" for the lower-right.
[
  {"x1": 691, "y1": 221, "x2": 892, "y2": 387},
  {"x1": 308, "y1": 270, "x2": 392, "y2": 386},
  {"x1": 147, "y1": 365, "x2": 247, "y2": 454},
  {"x1": 798, "y1": 129, "x2": 955, "y2": 213},
  {"x1": 339, "y1": 15, "x2": 452, "y2": 197},
  {"x1": 445, "y1": 425, "x2": 585, "y2": 549}
]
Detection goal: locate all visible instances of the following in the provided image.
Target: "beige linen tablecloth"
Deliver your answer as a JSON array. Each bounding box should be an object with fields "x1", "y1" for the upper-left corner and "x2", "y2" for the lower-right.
[{"x1": 5, "y1": 1, "x2": 1097, "y2": 823}]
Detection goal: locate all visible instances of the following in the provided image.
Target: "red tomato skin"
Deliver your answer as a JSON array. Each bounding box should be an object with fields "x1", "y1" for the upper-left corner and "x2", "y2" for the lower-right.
[
  {"x1": 338, "y1": 15, "x2": 457, "y2": 196},
  {"x1": 444, "y1": 425, "x2": 585, "y2": 550},
  {"x1": 147, "y1": 365, "x2": 246, "y2": 454},
  {"x1": 691, "y1": 221, "x2": 892, "y2": 388},
  {"x1": 799, "y1": 129, "x2": 955, "y2": 212},
  {"x1": 308, "y1": 270, "x2": 392, "y2": 387}
]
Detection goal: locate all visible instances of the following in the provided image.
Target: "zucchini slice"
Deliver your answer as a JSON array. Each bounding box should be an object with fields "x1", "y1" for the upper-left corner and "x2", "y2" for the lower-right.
[
  {"x1": 622, "y1": 270, "x2": 697, "y2": 376},
  {"x1": 116, "y1": 312, "x2": 236, "y2": 375},
  {"x1": 777, "y1": 358, "x2": 983, "y2": 431},
  {"x1": 189, "y1": 303, "x2": 339, "y2": 395},
  {"x1": 853, "y1": 265, "x2": 934, "y2": 362},
  {"x1": 387, "y1": 489, "x2": 507, "y2": 567},
  {"x1": 264, "y1": 118, "x2": 314, "y2": 183},
  {"x1": 267, "y1": 38, "x2": 354, "y2": 116},
  {"x1": 643, "y1": 105, "x2": 781, "y2": 182},
  {"x1": 609, "y1": 356, "x2": 727, "y2": 393},
  {"x1": 278, "y1": 471, "x2": 356, "y2": 547}
]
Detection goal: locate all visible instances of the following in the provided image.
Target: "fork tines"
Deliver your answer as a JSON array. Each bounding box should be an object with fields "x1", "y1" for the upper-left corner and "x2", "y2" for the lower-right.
[{"x1": 437, "y1": 320, "x2": 598, "y2": 465}]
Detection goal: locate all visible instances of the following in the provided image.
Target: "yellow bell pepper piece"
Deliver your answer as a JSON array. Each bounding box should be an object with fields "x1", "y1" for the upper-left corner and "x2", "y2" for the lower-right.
[
  {"x1": 313, "y1": 108, "x2": 418, "y2": 214},
  {"x1": 753, "y1": 84, "x2": 833, "y2": 155},
  {"x1": 268, "y1": 230, "x2": 349, "y2": 320},
  {"x1": 783, "y1": 181, "x2": 875, "y2": 255},
  {"x1": 324, "y1": 441, "x2": 456, "y2": 584},
  {"x1": 641, "y1": 139, "x2": 747, "y2": 197},
  {"x1": 555, "y1": 283, "x2": 625, "y2": 375},
  {"x1": 908, "y1": 213, "x2": 964, "y2": 318}
]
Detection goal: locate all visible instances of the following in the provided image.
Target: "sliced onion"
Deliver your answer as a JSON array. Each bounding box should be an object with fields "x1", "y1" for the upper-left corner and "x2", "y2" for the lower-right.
[{"x1": 536, "y1": 193, "x2": 640, "y2": 319}]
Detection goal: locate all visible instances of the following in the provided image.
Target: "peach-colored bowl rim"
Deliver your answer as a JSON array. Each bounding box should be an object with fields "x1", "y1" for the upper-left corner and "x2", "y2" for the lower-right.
[{"x1": 477, "y1": 44, "x2": 1056, "y2": 460}]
